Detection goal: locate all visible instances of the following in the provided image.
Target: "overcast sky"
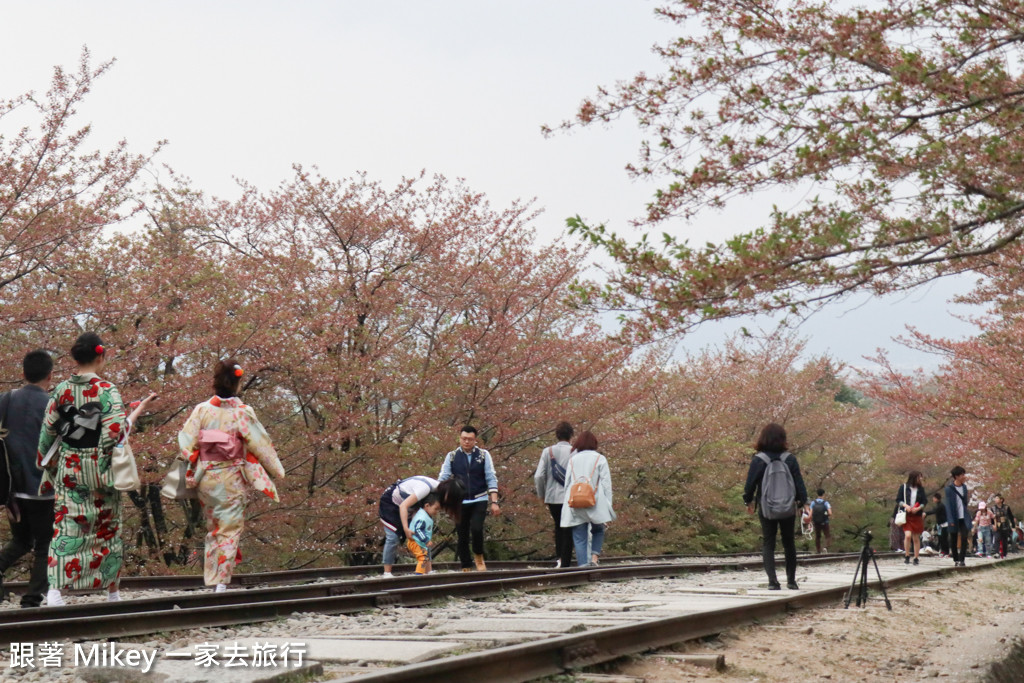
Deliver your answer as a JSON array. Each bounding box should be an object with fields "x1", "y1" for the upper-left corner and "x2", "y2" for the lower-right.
[{"x1": 2, "y1": 1, "x2": 980, "y2": 371}]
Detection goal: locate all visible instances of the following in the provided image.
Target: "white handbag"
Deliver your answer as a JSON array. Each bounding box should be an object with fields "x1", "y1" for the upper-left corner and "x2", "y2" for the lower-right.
[
  {"x1": 160, "y1": 458, "x2": 197, "y2": 500},
  {"x1": 111, "y1": 441, "x2": 141, "y2": 492},
  {"x1": 894, "y1": 509, "x2": 907, "y2": 526}
]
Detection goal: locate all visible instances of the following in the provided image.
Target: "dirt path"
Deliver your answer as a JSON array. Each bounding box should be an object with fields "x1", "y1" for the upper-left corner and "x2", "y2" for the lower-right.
[{"x1": 608, "y1": 563, "x2": 1024, "y2": 682}]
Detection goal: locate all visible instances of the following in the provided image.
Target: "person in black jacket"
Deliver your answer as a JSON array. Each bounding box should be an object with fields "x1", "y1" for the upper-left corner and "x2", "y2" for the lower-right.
[
  {"x1": 926, "y1": 491, "x2": 950, "y2": 557},
  {"x1": 944, "y1": 466, "x2": 971, "y2": 566},
  {"x1": 0, "y1": 350, "x2": 54, "y2": 608},
  {"x1": 742, "y1": 423, "x2": 808, "y2": 590},
  {"x1": 896, "y1": 471, "x2": 927, "y2": 565},
  {"x1": 990, "y1": 494, "x2": 1015, "y2": 558}
]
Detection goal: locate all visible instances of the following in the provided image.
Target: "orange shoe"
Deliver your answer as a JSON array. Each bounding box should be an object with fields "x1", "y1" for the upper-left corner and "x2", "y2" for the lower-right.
[{"x1": 474, "y1": 554, "x2": 487, "y2": 571}]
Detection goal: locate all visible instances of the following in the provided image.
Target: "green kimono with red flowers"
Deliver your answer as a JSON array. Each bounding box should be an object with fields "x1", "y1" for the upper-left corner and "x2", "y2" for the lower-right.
[{"x1": 37, "y1": 373, "x2": 127, "y2": 591}]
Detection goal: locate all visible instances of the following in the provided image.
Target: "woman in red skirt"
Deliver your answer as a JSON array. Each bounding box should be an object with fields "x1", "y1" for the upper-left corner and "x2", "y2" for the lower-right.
[{"x1": 896, "y1": 470, "x2": 926, "y2": 565}]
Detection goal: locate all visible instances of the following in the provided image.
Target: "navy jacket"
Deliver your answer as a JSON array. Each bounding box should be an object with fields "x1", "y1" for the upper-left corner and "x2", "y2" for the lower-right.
[
  {"x1": 0, "y1": 385, "x2": 51, "y2": 498},
  {"x1": 438, "y1": 446, "x2": 498, "y2": 501},
  {"x1": 944, "y1": 482, "x2": 971, "y2": 526}
]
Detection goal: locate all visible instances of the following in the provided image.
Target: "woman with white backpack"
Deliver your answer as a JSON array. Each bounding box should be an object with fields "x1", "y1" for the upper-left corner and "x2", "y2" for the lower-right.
[{"x1": 560, "y1": 430, "x2": 615, "y2": 567}]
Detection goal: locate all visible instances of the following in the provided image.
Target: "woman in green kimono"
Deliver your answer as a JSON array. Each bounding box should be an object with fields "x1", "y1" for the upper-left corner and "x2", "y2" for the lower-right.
[{"x1": 37, "y1": 332, "x2": 128, "y2": 606}]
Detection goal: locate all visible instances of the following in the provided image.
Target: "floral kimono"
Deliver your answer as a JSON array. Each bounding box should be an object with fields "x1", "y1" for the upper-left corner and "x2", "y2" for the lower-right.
[
  {"x1": 37, "y1": 374, "x2": 127, "y2": 591},
  {"x1": 177, "y1": 396, "x2": 283, "y2": 585}
]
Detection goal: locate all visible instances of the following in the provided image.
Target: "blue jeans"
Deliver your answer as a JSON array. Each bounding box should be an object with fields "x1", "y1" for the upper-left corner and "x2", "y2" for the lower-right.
[
  {"x1": 571, "y1": 523, "x2": 605, "y2": 566},
  {"x1": 978, "y1": 526, "x2": 993, "y2": 555},
  {"x1": 383, "y1": 527, "x2": 401, "y2": 566}
]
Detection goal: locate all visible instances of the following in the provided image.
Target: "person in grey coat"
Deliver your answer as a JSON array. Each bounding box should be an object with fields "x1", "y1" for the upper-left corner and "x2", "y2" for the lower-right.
[
  {"x1": 0, "y1": 350, "x2": 54, "y2": 607},
  {"x1": 534, "y1": 421, "x2": 575, "y2": 568},
  {"x1": 560, "y1": 430, "x2": 615, "y2": 566}
]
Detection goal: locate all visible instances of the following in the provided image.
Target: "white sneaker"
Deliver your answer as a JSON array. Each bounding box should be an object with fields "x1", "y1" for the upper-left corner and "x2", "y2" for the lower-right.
[
  {"x1": 554, "y1": 559, "x2": 561, "y2": 569},
  {"x1": 214, "y1": 584, "x2": 227, "y2": 593},
  {"x1": 107, "y1": 591, "x2": 121, "y2": 602},
  {"x1": 381, "y1": 572, "x2": 394, "y2": 578},
  {"x1": 46, "y1": 589, "x2": 64, "y2": 607}
]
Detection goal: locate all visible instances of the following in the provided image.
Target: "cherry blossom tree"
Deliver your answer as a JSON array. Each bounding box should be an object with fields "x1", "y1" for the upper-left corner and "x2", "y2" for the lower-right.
[
  {"x1": 590, "y1": 332, "x2": 890, "y2": 553},
  {"x1": 862, "y1": 246, "x2": 1024, "y2": 500},
  {"x1": 0, "y1": 49, "x2": 155, "y2": 352},
  {"x1": 551, "y1": 0, "x2": 1024, "y2": 340}
]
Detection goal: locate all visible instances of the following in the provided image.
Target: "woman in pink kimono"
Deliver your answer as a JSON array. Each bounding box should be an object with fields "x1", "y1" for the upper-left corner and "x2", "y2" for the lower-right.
[{"x1": 177, "y1": 359, "x2": 284, "y2": 592}]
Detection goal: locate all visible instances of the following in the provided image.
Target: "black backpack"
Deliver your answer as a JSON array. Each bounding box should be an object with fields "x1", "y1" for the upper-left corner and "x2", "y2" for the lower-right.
[{"x1": 811, "y1": 499, "x2": 829, "y2": 526}]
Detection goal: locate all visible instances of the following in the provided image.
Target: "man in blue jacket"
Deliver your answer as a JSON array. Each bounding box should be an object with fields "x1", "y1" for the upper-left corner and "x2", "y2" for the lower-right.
[
  {"x1": 0, "y1": 350, "x2": 54, "y2": 607},
  {"x1": 439, "y1": 425, "x2": 499, "y2": 571}
]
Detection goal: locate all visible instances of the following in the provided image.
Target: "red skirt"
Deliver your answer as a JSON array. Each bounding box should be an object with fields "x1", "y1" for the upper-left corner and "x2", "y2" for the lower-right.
[{"x1": 904, "y1": 511, "x2": 924, "y2": 534}]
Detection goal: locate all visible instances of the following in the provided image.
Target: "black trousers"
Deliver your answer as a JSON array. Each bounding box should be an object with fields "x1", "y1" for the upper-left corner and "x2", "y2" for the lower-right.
[
  {"x1": 0, "y1": 498, "x2": 55, "y2": 607},
  {"x1": 547, "y1": 503, "x2": 573, "y2": 566},
  {"x1": 949, "y1": 521, "x2": 971, "y2": 562},
  {"x1": 759, "y1": 514, "x2": 797, "y2": 586},
  {"x1": 938, "y1": 526, "x2": 950, "y2": 555},
  {"x1": 457, "y1": 500, "x2": 489, "y2": 568}
]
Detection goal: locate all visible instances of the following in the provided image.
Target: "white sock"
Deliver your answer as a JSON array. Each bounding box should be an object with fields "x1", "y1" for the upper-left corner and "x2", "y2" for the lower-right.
[
  {"x1": 214, "y1": 584, "x2": 227, "y2": 593},
  {"x1": 107, "y1": 590, "x2": 121, "y2": 602},
  {"x1": 46, "y1": 589, "x2": 64, "y2": 607}
]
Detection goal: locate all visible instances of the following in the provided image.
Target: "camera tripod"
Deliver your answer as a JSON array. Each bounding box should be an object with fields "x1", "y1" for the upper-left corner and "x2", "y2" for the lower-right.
[{"x1": 843, "y1": 530, "x2": 892, "y2": 610}]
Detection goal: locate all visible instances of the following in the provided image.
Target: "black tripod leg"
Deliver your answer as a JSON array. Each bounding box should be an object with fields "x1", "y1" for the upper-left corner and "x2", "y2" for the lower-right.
[
  {"x1": 844, "y1": 547, "x2": 865, "y2": 608},
  {"x1": 868, "y1": 549, "x2": 892, "y2": 610},
  {"x1": 858, "y1": 550, "x2": 870, "y2": 606}
]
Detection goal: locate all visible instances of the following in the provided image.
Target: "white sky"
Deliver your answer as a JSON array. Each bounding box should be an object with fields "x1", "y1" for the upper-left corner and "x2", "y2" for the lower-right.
[{"x1": 1, "y1": 0, "x2": 979, "y2": 371}]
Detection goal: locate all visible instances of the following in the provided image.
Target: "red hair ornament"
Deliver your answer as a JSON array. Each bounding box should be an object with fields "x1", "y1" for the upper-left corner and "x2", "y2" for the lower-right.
[
  {"x1": 95, "y1": 345, "x2": 104, "y2": 355},
  {"x1": 233, "y1": 365, "x2": 243, "y2": 377}
]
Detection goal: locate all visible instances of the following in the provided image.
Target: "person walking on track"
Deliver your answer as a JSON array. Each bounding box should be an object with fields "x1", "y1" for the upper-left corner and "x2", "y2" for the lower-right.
[
  {"x1": 0, "y1": 350, "x2": 54, "y2": 608},
  {"x1": 438, "y1": 425, "x2": 500, "y2": 571},
  {"x1": 743, "y1": 423, "x2": 809, "y2": 590},
  {"x1": 177, "y1": 359, "x2": 284, "y2": 592},
  {"x1": 534, "y1": 421, "x2": 575, "y2": 568}
]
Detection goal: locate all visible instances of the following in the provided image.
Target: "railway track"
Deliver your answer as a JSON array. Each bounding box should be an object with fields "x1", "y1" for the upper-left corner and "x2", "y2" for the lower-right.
[
  {"x1": 2, "y1": 552, "x2": 868, "y2": 643},
  {"x1": 18, "y1": 550, "x2": 993, "y2": 682},
  {"x1": 340, "y1": 554, "x2": 1024, "y2": 683},
  {"x1": 0, "y1": 551, "x2": 781, "y2": 592}
]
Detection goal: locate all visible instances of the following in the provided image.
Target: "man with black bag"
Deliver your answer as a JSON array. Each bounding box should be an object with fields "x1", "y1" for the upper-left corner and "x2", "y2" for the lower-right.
[
  {"x1": 534, "y1": 421, "x2": 575, "y2": 568},
  {"x1": 0, "y1": 350, "x2": 54, "y2": 607},
  {"x1": 809, "y1": 488, "x2": 832, "y2": 554}
]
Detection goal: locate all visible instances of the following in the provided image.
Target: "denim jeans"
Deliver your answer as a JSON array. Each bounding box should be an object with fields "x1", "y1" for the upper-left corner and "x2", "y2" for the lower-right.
[
  {"x1": 383, "y1": 527, "x2": 401, "y2": 566},
  {"x1": 571, "y1": 523, "x2": 605, "y2": 566},
  {"x1": 978, "y1": 526, "x2": 993, "y2": 555}
]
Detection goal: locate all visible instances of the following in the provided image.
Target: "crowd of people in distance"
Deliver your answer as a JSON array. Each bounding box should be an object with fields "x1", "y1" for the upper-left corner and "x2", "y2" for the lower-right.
[
  {"x1": 0, "y1": 335, "x2": 285, "y2": 607},
  {"x1": 889, "y1": 467, "x2": 1018, "y2": 564}
]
